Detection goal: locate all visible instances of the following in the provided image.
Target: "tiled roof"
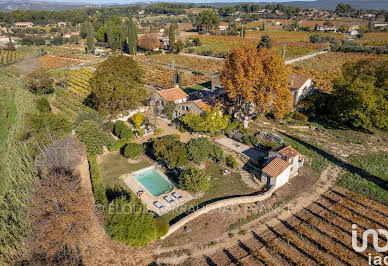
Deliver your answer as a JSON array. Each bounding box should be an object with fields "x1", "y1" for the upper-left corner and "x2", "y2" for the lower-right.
[
  {"x1": 278, "y1": 146, "x2": 299, "y2": 158},
  {"x1": 288, "y1": 75, "x2": 309, "y2": 90},
  {"x1": 157, "y1": 87, "x2": 188, "y2": 102},
  {"x1": 262, "y1": 157, "x2": 291, "y2": 178},
  {"x1": 193, "y1": 99, "x2": 211, "y2": 111}
]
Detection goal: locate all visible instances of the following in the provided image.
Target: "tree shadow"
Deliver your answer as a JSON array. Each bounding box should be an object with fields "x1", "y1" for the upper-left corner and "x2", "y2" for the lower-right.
[
  {"x1": 105, "y1": 186, "x2": 131, "y2": 202},
  {"x1": 281, "y1": 133, "x2": 387, "y2": 190}
]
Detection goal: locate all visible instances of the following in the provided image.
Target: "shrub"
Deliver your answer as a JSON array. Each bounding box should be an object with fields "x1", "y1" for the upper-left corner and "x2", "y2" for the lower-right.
[
  {"x1": 293, "y1": 111, "x2": 308, "y2": 121},
  {"x1": 106, "y1": 196, "x2": 156, "y2": 246},
  {"x1": 155, "y1": 216, "x2": 169, "y2": 237},
  {"x1": 180, "y1": 108, "x2": 229, "y2": 133},
  {"x1": 88, "y1": 154, "x2": 108, "y2": 206},
  {"x1": 76, "y1": 120, "x2": 114, "y2": 155},
  {"x1": 123, "y1": 143, "x2": 144, "y2": 159},
  {"x1": 178, "y1": 168, "x2": 210, "y2": 193},
  {"x1": 103, "y1": 121, "x2": 115, "y2": 132},
  {"x1": 186, "y1": 137, "x2": 223, "y2": 164},
  {"x1": 137, "y1": 128, "x2": 145, "y2": 137},
  {"x1": 151, "y1": 135, "x2": 188, "y2": 168},
  {"x1": 225, "y1": 154, "x2": 238, "y2": 169},
  {"x1": 24, "y1": 69, "x2": 54, "y2": 95},
  {"x1": 36, "y1": 97, "x2": 51, "y2": 112},
  {"x1": 114, "y1": 121, "x2": 133, "y2": 141},
  {"x1": 108, "y1": 139, "x2": 128, "y2": 152},
  {"x1": 74, "y1": 110, "x2": 104, "y2": 129},
  {"x1": 145, "y1": 50, "x2": 162, "y2": 56},
  {"x1": 242, "y1": 135, "x2": 256, "y2": 146},
  {"x1": 131, "y1": 113, "x2": 144, "y2": 128}
]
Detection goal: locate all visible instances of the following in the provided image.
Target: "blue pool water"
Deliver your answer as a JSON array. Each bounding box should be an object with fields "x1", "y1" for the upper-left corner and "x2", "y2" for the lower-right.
[{"x1": 134, "y1": 168, "x2": 173, "y2": 196}]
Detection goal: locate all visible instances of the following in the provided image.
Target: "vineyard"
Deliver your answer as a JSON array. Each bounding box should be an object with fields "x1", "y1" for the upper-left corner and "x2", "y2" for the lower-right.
[
  {"x1": 140, "y1": 61, "x2": 209, "y2": 89},
  {"x1": 51, "y1": 68, "x2": 94, "y2": 121},
  {"x1": 39, "y1": 54, "x2": 84, "y2": 70},
  {"x1": 187, "y1": 35, "x2": 327, "y2": 60},
  {"x1": 187, "y1": 187, "x2": 388, "y2": 265},
  {"x1": 137, "y1": 53, "x2": 222, "y2": 74},
  {"x1": 0, "y1": 47, "x2": 39, "y2": 65},
  {"x1": 291, "y1": 52, "x2": 388, "y2": 92}
]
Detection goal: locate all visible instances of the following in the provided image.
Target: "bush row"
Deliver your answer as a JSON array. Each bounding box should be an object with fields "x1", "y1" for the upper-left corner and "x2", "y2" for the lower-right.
[{"x1": 88, "y1": 153, "x2": 108, "y2": 206}]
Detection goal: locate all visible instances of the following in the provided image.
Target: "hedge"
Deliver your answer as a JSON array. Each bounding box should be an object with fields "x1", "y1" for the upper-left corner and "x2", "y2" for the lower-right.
[
  {"x1": 88, "y1": 153, "x2": 108, "y2": 207},
  {"x1": 108, "y1": 139, "x2": 129, "y2": 152}
]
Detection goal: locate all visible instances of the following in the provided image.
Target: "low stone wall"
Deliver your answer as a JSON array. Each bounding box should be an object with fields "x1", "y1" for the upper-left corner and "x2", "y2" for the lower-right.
[{"x1": 160, "y1": 187, "x2": 275, "y2": 239}]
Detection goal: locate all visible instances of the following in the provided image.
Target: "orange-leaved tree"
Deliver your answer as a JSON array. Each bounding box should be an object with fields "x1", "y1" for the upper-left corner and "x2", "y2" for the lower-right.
[{"x1": 221, "y1": 46, "x2": 292, "y2": 119}]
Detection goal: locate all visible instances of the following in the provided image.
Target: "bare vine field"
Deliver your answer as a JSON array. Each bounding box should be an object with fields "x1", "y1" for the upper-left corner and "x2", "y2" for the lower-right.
[{"x1": 186, "y1": 187, "x2": 388, "y2": 265}]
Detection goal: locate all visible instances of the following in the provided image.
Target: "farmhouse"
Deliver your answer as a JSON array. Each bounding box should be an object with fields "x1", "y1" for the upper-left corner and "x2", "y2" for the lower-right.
[
  {"x1": 58, "y1": 22, "x2": 67, "y2": 27},
  {"x1": 288, "y1": 75, "x2": 314, "y2": 107},
  {"x1": 173, "y1": 99, "x2": 209, "y2": 119},
  {"x1": 261, "y1": 145, "x2": 303, "y2": 190},
  {"x1": 14, "y1": 22, "x2": 33, "y2": 28},
  {"x1": 154, "y1": 85, "x2": 188, "y2": 105},
  {"x1": 219, "y1": 22, "x2": 229, "y2": 31}
]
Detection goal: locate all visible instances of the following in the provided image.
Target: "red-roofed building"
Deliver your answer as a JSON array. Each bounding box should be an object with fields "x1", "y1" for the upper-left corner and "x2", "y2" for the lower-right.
[
  {"x1": 261, "y1": 157, "x2": 292, "y2": 189},
  {"x1": 156, "y1": 86, "x2": 188, "y2": 104},
  {"x1": 262, "y1": 145, "x2": 304, "y2": 190}
]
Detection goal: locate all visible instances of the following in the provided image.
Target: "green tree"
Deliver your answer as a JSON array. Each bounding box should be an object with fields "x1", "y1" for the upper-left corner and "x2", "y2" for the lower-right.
[
  {"x1": 181, "y1": 107, "x2": 230, "y2": 133},
  {"x1": 225, "y1": 154, "x2": 238, "y2": 169},
  {"x1": 107, "y1": 21, "x2": 115, "y2": 49},
  {"x1": 113, "y1": 121, "x2": 133, "y2": 141},
  {"x1": 36, "y1": 97, "x2": 51, "y2": 112},
  {"x1": 85, "y1": 20, "x2": 95, "y2": 53},
  {"x1": 179, "y1": 168, "x2": 210, "y2": 193},
  {"x1": 257, "y1": 35, "x2": 272, "y2": 50},
  {"x1": 195, "y1": 10, "x2": 220, "y2": 32},
  {"x1": 186, "y1": 137, "x2": 223, "y2": 164},
  {"x1": 24, "y1": 69, "x2": 54, "y2": 95},
  {"x1": 151, "y1": 135, "x2": 188, "y2": 168},
  {"x1": 168, "y1": 24, "x2": 175, "y2": 51},
  {"x1": 330, "y1": 59, "x2": 388, "y2": 130},
  {"x1": 123, "y1": 143, "x2": 144, "y2": 159},
  {"x1": 106, "y1": 196, "x2": 156, "y2": 247},
  {"x1": 164, "y1": 101, "x2": 176, "y2": 120},
  {"x1": 89, "y1": 56, "x2": 148, "y2": 115},
  {"x1": 126, "y1": 17, "x2": 137, "y2": 55},
  {"x1": 75, "y1": 120, "x2": 114, "y2": 155}
]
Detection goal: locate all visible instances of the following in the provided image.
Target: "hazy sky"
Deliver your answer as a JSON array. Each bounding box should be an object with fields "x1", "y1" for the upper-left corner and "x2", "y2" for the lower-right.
[{"x1": 50, "y1": 0, "x2": 312, "y2": 4}]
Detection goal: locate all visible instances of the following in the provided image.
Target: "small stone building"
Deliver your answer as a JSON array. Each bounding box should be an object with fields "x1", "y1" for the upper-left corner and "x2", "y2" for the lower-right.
[{"x1": 288, "y1": 75, "x2": 314, "y2": 107}]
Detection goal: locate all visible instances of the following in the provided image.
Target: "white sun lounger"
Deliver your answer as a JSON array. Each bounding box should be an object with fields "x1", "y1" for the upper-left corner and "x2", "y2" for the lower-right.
[
  {"x1": 153, "y1": 201, "x2": 165, "y2": 210},
  {"x1": 172, "y1": 192, "x2": 182, "y2": 199},
  {"x1": 163, "y1": 196, "x2": 175, "y2": 204}
]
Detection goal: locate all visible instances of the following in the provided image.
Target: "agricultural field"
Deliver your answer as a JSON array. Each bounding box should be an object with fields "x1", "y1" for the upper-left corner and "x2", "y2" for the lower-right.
[
  {"x1": 139, "y1": 61, "x2": 209, "y2": 89},
  {"x1": 187, "y1": 187, "x2": 388, "y2": 265},
  {"x1": 246, "y1": 30, "x2": 343, "y2": 41},
  {"x1": 0, "y1": 47, "x2": 39, "y2": 66},
  {"x1": 291, "y1": 52, "x2": 388, "y2": 92},
  {"x1": 186, "y1": 34, "x2": 329, "y2": 59},
  {"x1": 51, "y1": 67, "x2": 94, "y2": 121},
  {"x1": 137, "y1": 53, "x2": 222, "y2": 74},
  {"x1": 39, "y1": 54, "x2": 86, "y2": 70}
]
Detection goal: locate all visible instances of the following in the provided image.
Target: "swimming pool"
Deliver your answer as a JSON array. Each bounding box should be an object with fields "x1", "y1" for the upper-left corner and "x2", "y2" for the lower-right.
[{"x1": 133, "y1": 167, "x2": 173, "y2": 196}]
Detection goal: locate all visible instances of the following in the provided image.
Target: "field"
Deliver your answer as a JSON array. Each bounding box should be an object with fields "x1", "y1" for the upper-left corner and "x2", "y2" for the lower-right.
[
  {"x1": 187, "y1": 34, "x2": 329, "y2": 60},
  {"x1": 137, "y1": 53, "x2": 222, "y2": 74},
  {"x1": 291, "y1": 52, "x2": 388, "y2": 92},
  {"x1": 139, "y1": 61, "x2": 209, "y2": 89},
  {"x1": 187, "y1": 187, "x2": 388, "y2": 265},
  {"x1": 39, "y1": 54, "x2": 84, "y2": 70},
  {"x1": 51, "y1": 67, "x2": 94, "y2": 121}
]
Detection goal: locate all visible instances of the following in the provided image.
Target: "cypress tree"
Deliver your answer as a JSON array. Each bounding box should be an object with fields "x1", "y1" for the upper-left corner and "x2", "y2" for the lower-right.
[
  {"x1": 127, "y1": 16, "x2": 137, "y2": 55},
  {"x1": 169, "y1": 24, "x2": 175, "y2": 51},
  {"x1": 86, "y1": 20, "x2": 95, "y2": 54},
  {"x1": 107, "y1": 21, "x2": 115, "y2": 49}
]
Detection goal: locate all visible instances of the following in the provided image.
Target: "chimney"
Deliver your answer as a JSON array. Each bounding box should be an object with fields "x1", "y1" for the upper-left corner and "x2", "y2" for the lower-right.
[{"x1": 174, "y1": 83, "x2": 179, "y2": 89}]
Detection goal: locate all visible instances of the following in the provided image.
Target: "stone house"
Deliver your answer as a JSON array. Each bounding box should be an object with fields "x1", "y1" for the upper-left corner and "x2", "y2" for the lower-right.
[
  {"x1": 14, "y1": 22, "x2": 33, "y2": 28},
  {"x1": 262, "y1": 146, "x2": 303, "y2": 190},
  {"x1": 288, "y1": 75, "x2": 314, "y2": 107},
  {"x1": 173, "y1": 99, "x2": 210, "y2": 119}
]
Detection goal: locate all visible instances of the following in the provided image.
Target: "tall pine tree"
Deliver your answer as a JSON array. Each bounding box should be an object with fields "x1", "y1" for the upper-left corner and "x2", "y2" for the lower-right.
[
  {"x1": 168, "y1": 24, "x2": 175, "y2": 52},
  {"x1": 85, "y1": 20, "x2": 95, "y2": 54},
  {"x1": 127, "y1": 16, "x2": 137, "y2": 55}
]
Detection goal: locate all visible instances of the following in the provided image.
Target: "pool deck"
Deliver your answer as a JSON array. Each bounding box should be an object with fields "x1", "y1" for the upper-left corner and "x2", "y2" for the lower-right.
[{"x1": 123, "y1": 165, "x2": 193, "y2": 216}]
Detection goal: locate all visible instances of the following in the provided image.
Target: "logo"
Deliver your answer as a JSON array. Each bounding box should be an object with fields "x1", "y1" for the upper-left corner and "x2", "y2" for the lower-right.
[{"x1": 352, "y1": 224, "x2": 388, "y2": 253}]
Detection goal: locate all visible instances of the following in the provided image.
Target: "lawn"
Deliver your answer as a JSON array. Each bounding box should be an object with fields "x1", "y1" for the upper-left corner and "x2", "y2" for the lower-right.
[
  {"x1": 99, "y1": 152, "x2": 152, "y2": 188},
  {"x1": 163, "y1": 160, "x2": 256, "y2": 223}
]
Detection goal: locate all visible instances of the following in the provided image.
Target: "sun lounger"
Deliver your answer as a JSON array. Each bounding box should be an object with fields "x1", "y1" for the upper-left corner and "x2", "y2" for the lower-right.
[
  {"x1": 153, "y1": 201, "x2": 165, "y2": 210},
  {"x1": 163, "y1": 196, "x2": 175, "y2": 204},
  {"x1": 172, "y1": 192, "x2": 182, "y2": 199}
]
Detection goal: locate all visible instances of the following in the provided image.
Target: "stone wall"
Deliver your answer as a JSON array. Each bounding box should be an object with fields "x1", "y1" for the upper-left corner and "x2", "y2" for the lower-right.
[{"x1": 160, "y1": 187, "x2": 275, "y2": 239}]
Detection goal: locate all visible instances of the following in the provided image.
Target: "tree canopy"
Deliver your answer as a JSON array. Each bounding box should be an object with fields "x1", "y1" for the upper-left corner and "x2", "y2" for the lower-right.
[
  {"x1": 221, "y1": 46, "x2": 292, "y2": 119},
  {"x1": 178, "y1": 168, "x2": 210, "y2": 193},
  {"x1": 89, "y1": 56, "x2": 148, "y2": 115},
  {"x1": 257, "y1": 35, "x2": 272, "y2": 50},
  {"x1": 330, "y1": 59, "x2": 388, "y2": 130},
  {"x1": 180, "y1": 107, "x2": 230, "y2": 133},
  {"x1": 195, "y1": 10, "x2": 221, "y2": 32},
  {"x1": 24, "y1": 69, "x2": 54, "y2": 95},
  {"x1": 151, "y1": 135, "x2": 188, "y2": 168}
]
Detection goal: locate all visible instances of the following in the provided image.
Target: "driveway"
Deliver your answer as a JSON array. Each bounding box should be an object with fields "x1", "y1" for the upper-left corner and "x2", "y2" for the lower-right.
[{"x1": 215, "y1": 137, "x2": 264, "y2": 161}]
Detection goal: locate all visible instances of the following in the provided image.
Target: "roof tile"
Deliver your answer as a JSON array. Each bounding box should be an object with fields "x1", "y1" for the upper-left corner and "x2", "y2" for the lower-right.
[{"x1": 262, "y1": 157, "x2": 291, "y2": 178}]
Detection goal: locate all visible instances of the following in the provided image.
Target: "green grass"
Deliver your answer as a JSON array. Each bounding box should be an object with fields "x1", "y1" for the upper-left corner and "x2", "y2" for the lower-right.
[
  {"x1": 99, "y1": 152, "x2": 152, "y2": 188},
  {"x1": 162, "y1": 160, "x2": 256, "y2": 222},
  {"x1": 336, "y1": 171, "x2": 388, "y2": 206},
  {"x1": 351, "y1": 153, "x2": 388, "y2": 181},
  {"x1": 183, "y1": 84, "x2": 206, "y2": 94}
]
